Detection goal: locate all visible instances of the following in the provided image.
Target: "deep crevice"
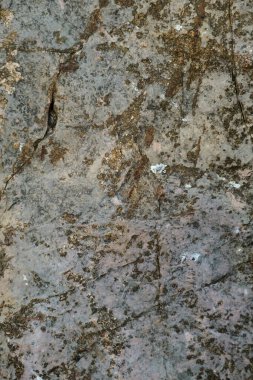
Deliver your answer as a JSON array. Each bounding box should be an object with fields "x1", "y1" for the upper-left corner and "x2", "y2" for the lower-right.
[
  {"x1": 33, "y1": 82, "x2": 58, "y2": 151},
  {"x1": 3, "y1": 81, "x2": 59, "y2": 193},
  {"x1": 1, "y1": 8, "x2": 102, "y2": 196}
]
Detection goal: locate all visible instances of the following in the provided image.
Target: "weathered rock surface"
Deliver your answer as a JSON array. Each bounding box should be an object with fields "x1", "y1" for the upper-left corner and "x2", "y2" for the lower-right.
[{"x1": 0, "y1": 1, "x2": 252, "y2": 379}]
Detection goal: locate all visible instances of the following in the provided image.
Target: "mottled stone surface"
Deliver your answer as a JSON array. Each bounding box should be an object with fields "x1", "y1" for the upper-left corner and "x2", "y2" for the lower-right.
[{"x1": 0, "y1": 1, "x2": 253, "y2": 379}]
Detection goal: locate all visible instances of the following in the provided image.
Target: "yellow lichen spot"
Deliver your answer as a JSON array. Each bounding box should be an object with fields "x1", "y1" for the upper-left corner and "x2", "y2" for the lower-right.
[
  {"x1": 0, "y1": 9, "x2": 14, "y2": 25},
  {"x1": 103, "y1": 147, "x2": 123, "y2": 171},
  {"x1": 0, "y1": 31, "x2": 17, "y2": 48},
  {"x1": 0, "y1": 94, "x2": 7, "y2": 124},
  {"x1": 0, "y1": 61, "x2": 22, "y2": 94},
  {"x1": 13, "y1": 142, "x2": 20, "y2": 150}
]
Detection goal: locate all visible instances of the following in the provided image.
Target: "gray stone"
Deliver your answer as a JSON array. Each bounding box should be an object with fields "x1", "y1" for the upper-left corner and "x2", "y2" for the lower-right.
[{"x1": 0, "y1": 1, "x2": 252, "y2": 379}]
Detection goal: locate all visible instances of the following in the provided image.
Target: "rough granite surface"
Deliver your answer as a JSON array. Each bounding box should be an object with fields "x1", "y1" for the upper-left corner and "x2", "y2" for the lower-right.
[{"x1": 0, "y1": 0, "x2": 253, "y2": 379}]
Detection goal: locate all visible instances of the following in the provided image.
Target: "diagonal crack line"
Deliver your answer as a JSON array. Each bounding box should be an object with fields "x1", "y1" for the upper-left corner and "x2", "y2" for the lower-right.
[
  {"x1": 70, "y1": 304, "x2": 160, "y2": 363},
  {"x1": 200, "y1": 258, "x2": 253, "y2": 290},
  {"x1": 227, "y1": 0, "x2": 247, "y2": 126},
  {"x1": 202, "y1": 271, "x2": 233, "y2": 289},
  {"x1": 92, "y1": 256, "x2": 142, "y2": 282},
  {"x1": 3, "y1": 158, "x2": 31, "y2": 191},
  {"x1": 113, "y1": 304, "x2": 161, "y2": 330},
  {"x1": 75, "y1": 303, "x2": 161, "y2": 342},
  {"x1": 16, "y1": 46, "x2": 79, "y2": 54}
]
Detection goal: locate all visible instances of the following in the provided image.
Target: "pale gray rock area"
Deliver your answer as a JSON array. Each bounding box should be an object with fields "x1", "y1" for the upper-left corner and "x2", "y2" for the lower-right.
[{"x1": 0, "y1": 1, "x2": 253, "y2": 379}]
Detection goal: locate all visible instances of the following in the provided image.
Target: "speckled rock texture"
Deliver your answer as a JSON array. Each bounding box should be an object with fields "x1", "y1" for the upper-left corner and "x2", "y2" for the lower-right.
[{"x1": 0, "y1": 1, "x2": 253, "y2": 379}]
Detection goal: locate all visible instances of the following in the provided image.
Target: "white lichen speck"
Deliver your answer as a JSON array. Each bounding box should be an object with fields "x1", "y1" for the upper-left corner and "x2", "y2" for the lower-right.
[
  {"x1": 150, "y1": 163, "x2": 167, "y2": 174},
  {"x1": 228, "y1": 181, "x2": 241, "y2": 189},
  {"x1": 181, "y1": 252, "x2": 201, "y2": 263},
  {"x1": 175, "y1": 24, "x2": 183, "y2": 31}
]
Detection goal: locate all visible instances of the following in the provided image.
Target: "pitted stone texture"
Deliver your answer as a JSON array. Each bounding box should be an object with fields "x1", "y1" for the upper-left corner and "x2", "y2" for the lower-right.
[{"x1": 0, "y1": 1, "x2": 253, "y2": 379}]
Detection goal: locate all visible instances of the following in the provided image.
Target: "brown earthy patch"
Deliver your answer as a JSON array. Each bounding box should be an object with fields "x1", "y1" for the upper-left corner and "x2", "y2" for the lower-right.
[
  {"x1": 83, "y1": 157, "x2": 94, "y2": 166},
  {"x1": 0, "y1": 302, "x2": 45, "y2": 338},
  {"x1": 115, "y1": 0, "x2": 134, "y2": 7},
  {"x1": 107, "y1": 93, "x2": 145, "y2": 137},
  {"x1": 166, "y1": 68, "x2": 183, "y2": 98},
  {"x1": 81, "y1": 9, "x2": 102, "y2": 40},
  {"x1": 62, "y1": 212, "x2": 79, "y2": 224},
  {"x1": 196, "y1": 0, "x2": 206, "y2": 21},
  {"x1": 18, "y1": 140, "x2": 34, "y2": 166},
  {"x1": 186, "y1": 137, "x2": 202, "y2": 166},
  {"x1": 7, "y1": 355, "x2": 24, "y2": 379},
  {"x1": 40, "y1": 145, "x2": 48, "y2": 161},
  {"x1": 0, "y1": 249, "x2": 11, "y2": 277},
  {"x1": 59, "y1": 59, "x2": 80, "y2": 74},
  {"x1": 49, "y1": 142, "x2": 68, "y2": 165},
  {"x1": 3, "y1": 226, "x2": 16, "y2": 246},
  {"x1": 133, "y1": 155, "x2": 149, "y2": 181},
  {"x1": 148, "y1": 0, "x2": 168, "y2": 20},
  {"x1": 155, "y1": 185, "x2": 165, "y2": 200},
  {"x1": 144, "y1": 127, "x2": 155, "y2": 147},
  {"x1": 0, "y1": 8, "x2": 13, "y2": 24},
  {"x1": 99, "y1": 0, "x2": 109, "y2": 7},
  {"x1": 103, "y1": 147, "x2": 123, "y2": 171}
]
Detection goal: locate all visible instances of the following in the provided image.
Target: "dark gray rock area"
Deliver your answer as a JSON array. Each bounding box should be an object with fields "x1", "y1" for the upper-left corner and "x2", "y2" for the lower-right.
[{"x1": 0, "y1": 1, "x2": 252, "y2": 379}]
